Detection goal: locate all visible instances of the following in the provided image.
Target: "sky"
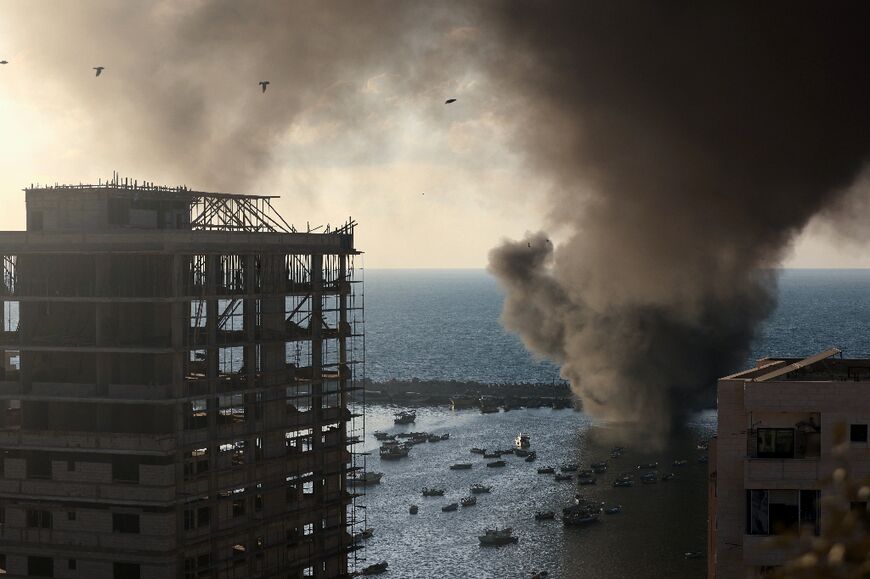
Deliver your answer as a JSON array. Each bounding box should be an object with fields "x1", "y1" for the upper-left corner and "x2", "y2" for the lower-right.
[{"x1": 0, "y1": 1, "x2": 866, "y2": 269}]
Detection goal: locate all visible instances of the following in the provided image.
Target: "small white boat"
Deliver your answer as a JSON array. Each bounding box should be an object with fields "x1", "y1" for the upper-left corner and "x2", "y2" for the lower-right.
[
  {"x1": 478, "y1": 527, "x2": 518, "y2": 546},
  {"x1": 460, "y1": 496, "x2": 477, "y2": 507},
  {"x1": 470, "y1": 484, "x2": 491, "y2": 494},
  {"x1": 348, "y1": 471, "x2": 383, "y2": 486},
  {"x1": 515, "y1": 432, "x2": 531, "y2": 449},
  {"x1": 394, "y1": 411, "x2": 416, "y2": 424},
  {"x1": 379, "y1": 445, "x2": 409, "y2": 460}
]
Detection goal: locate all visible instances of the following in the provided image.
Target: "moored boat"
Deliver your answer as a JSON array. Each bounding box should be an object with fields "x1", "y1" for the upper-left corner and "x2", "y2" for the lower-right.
[
  {"x1": 514, "y1": 448, "x2": 530, "y2": 458},
  {"x1": 591, "y1": 461, "x2": 608, "y2": 473},
  {"x1": 672, "y1": 459, "x2": 688, "y2": 467},
  {"x1": 560, "y1": 464, "x2": 578, "y2": 472},
  {"x1": 613, "y1": 479, "x2": 633, "y2": 488},
  {"x1": 442, "y1": 502, "x2": 459, "y2": 512},
  {"x1": 394, "y1": 411, "x2": 416, "y2": 424},
  {"x1": 422, "y1": 487, "x2": 445, "y2": 497},
  {"x1": 641, "y1": 472, "x2": 658, "y2": 484},
  {"x1": 554, "y1": 473, "x2": 573, "y2": 482},
  {"x1": 478, "y1": 527, "x2": 518, "y2": 546},
  {"x1": 409, "y1": 504, "x2": 418, "y2": 514},
  {"x1": 604, "y1": 505, "x2": 622, "y2": 515},
  {"x1": 379, "y1": 445, "x2": 409, "y2": 460},
  {"x1": 636, "y1": 462, "x2": 658, "y2": 470},
  {"x1": 535, "y1": 511, "x2": 555, "y2": 521},
  {"x1": 562, "y1": 505, "x2": 600, "y2": 526},
  {"x1": 515, "y1": 432, "x2": 531, "y2": 449},
  {"x1": 537, "y1": 466, "x2": 555, "y2": 474},
  {"x1": 525, "y1": 452, "x2": 537, "y2": 463},
  {"x1": 348, "y1": 471, "x2": 383, "y2": 486},
  {"x1": 470, "y1": 484, "x2": 491, "y2": 494},
  {"x1": 460, "y1": 496, "x2": 477, "y2": 507},
  {"x1": 486, "y1": 460, "x2": 506, "y2": 468},
  {"x1": 362, "y1": 561, "x2": 388, "y2": 575},
  {"x1": 449, "y1": 463, "x2": 473, "y2": 470},
  {"x1": 470, "y1": 447, "x2": 486, "y2": 455},
  {"x1": 578, "y1": 477, "x2": 596, "y2": 485},
  {"x1": 483, "y1": 451, "x2": 502, "y2": 459},
  {"x1": 662, "y1": 472, "x2": 676, "y2": 481}
]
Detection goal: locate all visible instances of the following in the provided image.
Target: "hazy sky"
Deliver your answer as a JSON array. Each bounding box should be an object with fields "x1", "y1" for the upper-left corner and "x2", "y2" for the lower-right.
[{"x1": 0, "y1": 1, "x2": 866, "y2": 269}]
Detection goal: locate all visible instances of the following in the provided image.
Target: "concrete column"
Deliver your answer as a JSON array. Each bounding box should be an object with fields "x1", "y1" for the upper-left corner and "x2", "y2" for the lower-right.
[{"x1": 310, "y1": 254, "x2": 323, "y2": 432}]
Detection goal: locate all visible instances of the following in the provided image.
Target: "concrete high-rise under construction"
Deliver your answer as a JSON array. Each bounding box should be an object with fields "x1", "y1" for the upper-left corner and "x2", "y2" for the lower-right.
[{"x1": 0, "y1": 179, "x2": 366, "y2": 578}]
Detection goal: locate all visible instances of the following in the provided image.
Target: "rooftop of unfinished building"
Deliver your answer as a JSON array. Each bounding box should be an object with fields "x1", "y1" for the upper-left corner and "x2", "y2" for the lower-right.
[
  {"x1": 25, "y1": 179, "x2": 276, "y2": 200},
  {"x1": 723, "y1": 347, "x2": 870, "y2": 383}
]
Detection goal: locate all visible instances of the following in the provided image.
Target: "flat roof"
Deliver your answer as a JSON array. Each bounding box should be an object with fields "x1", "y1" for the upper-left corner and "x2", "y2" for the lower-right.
[
  {"x1": 25, "y1": 183, "x2": 277, "y2": 201},
  {"x1": 723, "y1": 347, "x2": 870, "y2": 383}
]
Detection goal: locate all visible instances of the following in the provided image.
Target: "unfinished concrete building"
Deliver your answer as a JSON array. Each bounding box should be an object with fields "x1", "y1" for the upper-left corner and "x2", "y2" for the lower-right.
[{"x1": 0, "y1": 179, "x2": 366, "y2": 578}]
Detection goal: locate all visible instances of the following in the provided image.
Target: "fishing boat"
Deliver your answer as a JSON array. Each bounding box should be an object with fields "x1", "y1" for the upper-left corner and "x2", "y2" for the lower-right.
[
  {"x1": 470, "y1": 447, "x2": 486, "y2": 455},
  {"x1": 578, "y1": 477, "x2": 596, "y2": 486},
  {"x1": 562, "y1": 505, "x2": 600, "y2": 526},
  {"x1": 636, "y1": 462, "x2": 658, "y2": 470},
  {"x1": 348, "y1": 471, "x2": 384, "y2": 486},
  {"x1": 486, "y1": 460, "x2": 506, "y2": 468},
  {"x1": 470, "y1": 484, "x2": 491, "y2": 494},
  {"x1": 362, "y1": 561, "x2": 388, "y2": 575},
  {"x1": 577, "y1": 469, "x2": 594, "y2": 478},
  {"x1": 480, "y1": 405, "x2": 500, "y2": 414},
  {"x1": 537, "y1": 466, "x2": 555, "y2": 474},
  {"x1": 379, "y1": 445, "x2": 409, "y2": 460},
  {"x1": 604, "y1": 505, "x2": 622, "y2": 515},
  {"x1": 460, "y1": 496, "x2": 477, "y2": 507},
  {"x1": 560, "y1": 464, "x2": 578, "y2": 472},
  {"x1": 514, "y1": 448, "x2": 530, "y2": 458},
  {"x1": 483, "y1": 451, "x2": 502, "y2": 459},
  {"x1": 525, "y1": 452, "x2": 537, "y2": 463},
  {"x1": 373, "y1": 431, "x2": 392, "y2": 441},
  {"x1": 662, "y1": 472, "x2": 676, "y2": 481},
  {"x1": 442, "y1": 502, "x2": 459, "y2": 512},
  {"x1": 535, "y1": 511, "x2": 555, "y2": 521},
  {"x1": 641, "y1": 472, "x2": 658, "y2": 484},
  {"x1": 515, "y1": 432, "x2": 531, "y2": 449},
  {"x1": 427, "y1": 434, "x2": 442, "y2": 443},
  {"x1": 613, "y1": 479, "x2": 633, "y2": 488},
  {"x1": 696, "y1": 441, "x2": 709, "y2": 451},
  {"x1": 409, "y1": 504, "x2": 418, "y2": 514},
  {"x1": 478, "y1": 527, "x2": 518, "y2": 546},
  {"x1": 591, "y1": 461, "x2": 608, "y2": 473},
  {"x1": 554, "y1": 473, "x2": 573, "y2": 482},
  {"x1": 353, "y1": 528, "x2": 374, "y2": 542},
  {"x1": 422, "y1": 487, "x2": 445, "y2": 497},
  {"x1": 440, "y1": 433, "x2": 450, "y2": 440},
  {"x1": 449, "y1": 463, "x2": 473, "y2": 470},
  {"x1": 672, "y1": 459, "x2": 688, "y2": 467},
  {"x1": 394, "y1": 411, "x2": 416, "y2": 425}
]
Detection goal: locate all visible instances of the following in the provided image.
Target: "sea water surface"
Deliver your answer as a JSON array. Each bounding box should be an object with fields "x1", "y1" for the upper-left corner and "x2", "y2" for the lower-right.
[{"x1": 356, "y1": 269, "x2": 870, "y2": 578}]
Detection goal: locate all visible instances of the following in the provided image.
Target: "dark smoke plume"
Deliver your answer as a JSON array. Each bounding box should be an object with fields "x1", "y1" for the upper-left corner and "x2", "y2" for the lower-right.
[{"x1": 487, "y1": 2, "x2": 870, "y2": 437}]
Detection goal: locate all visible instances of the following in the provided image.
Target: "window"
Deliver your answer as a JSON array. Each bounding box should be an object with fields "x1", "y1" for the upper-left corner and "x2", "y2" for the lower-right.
[
  {"x1": 303, "y1": 566, "x2": 314, "y2": 577},
  {"x1": 303, "y1": 522, "x2": 314, "y2": 536},
  {"x1": 850, "y1": 424, "x2": 868, "y2": 444},
  {"x1": 112, "y1": 513, "x2": 140, "y2": 534},
  {"x1": 184, "y1": 448, "x2": 209, "y2": 480},
  {"x1": 232, "y1": 496, "x2": 246, "y2": 518},
  {"x1": 113, "y1": 562, "x2": 141, "y2": 579},
  {"x1": 184, "y1": 399, "x2": 208, "y2": 430},
  {"x1": 68, "y1": 559, "x2": 77, "y2": 570},
  {"x1": 112, "y1": 456, "x2": 139, "y2": 483},
  {"x1": 184, "y1": 554, "x2": 211, "y2": 579},
  {"x1": 67, "y1": 511, "x2": 76, "y2": 521},
  {"x1": 219, "y1": 440, "x2": 247, "y2": 466},
  {"x1": 26, "y1": 509, "x2": 52, "y2": 529},
  {"x1": 28, "y1": 556, "x2": 53, "y2": 577},
  {"x1": 0, "y1": 554, "x2": 6, "y2": 574},
  {"x1": 756, "y1": 428, "x2": 795, "y2": 459},
  {"x1": 303, "y1": 480, "x2": 314, "y2": 496},
  {"x1": 183, "y1": 503, "x2": 210, "y2": 530},
  {"x1": 747, "y1": 489, "x2": 820, "y2": 536},
  {"x1": 66, "y1": 460, "x2": 75, "y2": 472},
  {"x1": 231, "y1": 544, "x2": 246, "y2": 566},
  {"x1": 218, "y1": 393, "x2": 245, "y2": 424},
  {"x1": 27, "y1": 453, "x2": 51, "y2": 479},
  {"x1": 286, "y1": 429, "x2": 313, "y2": 453}
]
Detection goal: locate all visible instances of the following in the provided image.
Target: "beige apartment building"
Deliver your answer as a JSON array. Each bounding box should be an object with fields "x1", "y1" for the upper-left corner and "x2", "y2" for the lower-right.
[
  {"x1": 710, "y1": 348, "x2": 870, "y2": 578},
  {"x1": 0, "y1": 180, "x2": 366, "y2": 578}
]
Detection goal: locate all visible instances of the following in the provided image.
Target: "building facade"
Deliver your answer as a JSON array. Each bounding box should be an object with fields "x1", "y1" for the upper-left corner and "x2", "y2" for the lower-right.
[
  {"x1": 0, "y1": 181, "x2": 365, "y2": 578},
  {"x1": 710, "y1": 348, "x2": 870, "y2": 578}
]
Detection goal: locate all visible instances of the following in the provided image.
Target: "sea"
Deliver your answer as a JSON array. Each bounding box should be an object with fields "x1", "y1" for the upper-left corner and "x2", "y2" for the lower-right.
[{"x1": 355, "y1": 269, "x2": 870, "y2": 579}]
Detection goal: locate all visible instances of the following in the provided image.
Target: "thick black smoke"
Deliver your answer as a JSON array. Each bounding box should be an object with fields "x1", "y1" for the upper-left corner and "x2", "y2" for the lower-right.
[{"x1": 487, "y1": 2, "x2": 870, "y2": 437}]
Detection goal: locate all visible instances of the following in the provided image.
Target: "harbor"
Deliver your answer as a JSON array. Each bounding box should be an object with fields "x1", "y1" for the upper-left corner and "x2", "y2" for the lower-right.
[{"x1": 356, "y1": 406, "x2": 715, "y2": 578}]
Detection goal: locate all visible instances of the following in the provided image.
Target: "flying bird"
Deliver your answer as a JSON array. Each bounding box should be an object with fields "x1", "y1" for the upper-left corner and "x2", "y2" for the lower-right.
[
  {"x1": 93, "y1": 67, "x2": 104, "y2": 77},
  {"x1": 259, "y1": 81, "x2": 270, "y2": 93},
  {"x1": 445, "y1": 98, "x2": 456, "y2": 104},
  {"x1": 0, "y1": 61, "x2": 8, "y2": 65}
]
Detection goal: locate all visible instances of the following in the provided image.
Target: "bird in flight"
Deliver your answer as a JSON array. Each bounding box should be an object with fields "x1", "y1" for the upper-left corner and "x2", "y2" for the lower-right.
[
  {"x1": 0, "y1": 60, "x2": 8, "y2": 65},
  {"x1": 445, "y1": 98, "x2": 457, "y2": 104},
  {"x1": 259, "y1": 81, "x2": 270, "y2": 93},
  {"x1": 93, "y1": 67, "x2": 105, "y2": 77}
]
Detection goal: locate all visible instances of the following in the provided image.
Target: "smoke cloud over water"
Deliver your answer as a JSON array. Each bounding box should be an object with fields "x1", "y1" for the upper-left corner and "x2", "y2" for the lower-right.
[{"x1": 486, "y1": 2, "x2": 870, "y2": 438}]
